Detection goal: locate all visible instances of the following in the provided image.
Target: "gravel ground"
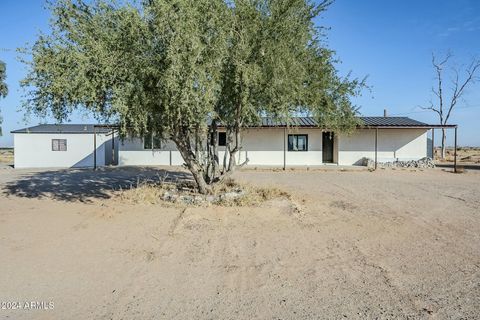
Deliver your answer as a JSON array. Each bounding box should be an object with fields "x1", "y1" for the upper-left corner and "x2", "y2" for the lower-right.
[{"x1": 0, "y1": 166, "x2": 479, "y2": 319}]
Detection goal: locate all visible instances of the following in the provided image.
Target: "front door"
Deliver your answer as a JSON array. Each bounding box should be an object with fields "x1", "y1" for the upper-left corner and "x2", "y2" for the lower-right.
[{"x1": 322, "y1": 132, "x2": 334, "y2": 163}]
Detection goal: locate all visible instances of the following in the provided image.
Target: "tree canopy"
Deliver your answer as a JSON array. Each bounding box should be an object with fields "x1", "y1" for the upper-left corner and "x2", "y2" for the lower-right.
[
  {"x1": 21, "y1": 0, "x2": 365, "y2": 193},
  {"x1": 0, "y1": 60, "x2": 6, "y2": 99},
  {"x1": 0, "y1": 60, "x2": 7, "y2": 136}
]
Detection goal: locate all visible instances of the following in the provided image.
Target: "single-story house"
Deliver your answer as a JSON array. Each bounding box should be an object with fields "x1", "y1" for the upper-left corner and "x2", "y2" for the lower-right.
[{"x1": 11, "y1": 116, "x2": 456, "y2": 169}]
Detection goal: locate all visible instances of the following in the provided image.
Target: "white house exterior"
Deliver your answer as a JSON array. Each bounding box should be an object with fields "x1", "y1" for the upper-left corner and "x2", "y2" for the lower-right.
[
  {"x1": 12, "y1": 117, "x2": 436, "y2": 169},
  {"x1": 117, "y1": 117, "x2": 430, "y2": 167}
]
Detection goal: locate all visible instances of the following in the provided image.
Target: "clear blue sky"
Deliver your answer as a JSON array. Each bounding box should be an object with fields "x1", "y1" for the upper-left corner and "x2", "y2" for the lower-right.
[{"x1": 0, "y1": 0, "x2": 479, "y2": 147}]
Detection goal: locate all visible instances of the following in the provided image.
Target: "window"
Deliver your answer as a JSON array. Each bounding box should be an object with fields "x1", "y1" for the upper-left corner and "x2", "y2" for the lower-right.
[
  {"x1": 218, "y1": 132, "x2": 227, "y2": 146},
  {"x1": 210, "y1": 132, "x2": 227, "y2": 146},
  {"x1": 52, "y1": 139, "x2": 67, "y2": 151},
  {"x1": 288, "y1": 134, "x2": 308, "y2": 151},
  {"x1": 143, "y1": 133, "x2": 162, "y2": 149}
]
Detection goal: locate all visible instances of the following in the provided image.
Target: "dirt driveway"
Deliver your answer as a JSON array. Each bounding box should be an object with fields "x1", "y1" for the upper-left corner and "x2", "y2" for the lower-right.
[{"x1": 0, "y1": 166, "x2": 479, "y2": 319}]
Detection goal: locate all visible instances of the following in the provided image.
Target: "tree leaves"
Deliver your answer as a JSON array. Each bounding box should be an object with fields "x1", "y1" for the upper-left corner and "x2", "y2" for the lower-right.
[
  {"x1": 0, "y1": 60, "x2": 7, "y2": 99},
  {"x1": 20, "y1": 0, "x2": 365, "y2": 191},
  {"x1": 0, "y1": 60, "x2": 7, "y2": 136}
]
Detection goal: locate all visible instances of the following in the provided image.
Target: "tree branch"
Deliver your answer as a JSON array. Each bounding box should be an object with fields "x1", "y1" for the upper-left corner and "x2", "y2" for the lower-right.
[
  {"x1": 431, "y1": 52, "x2": 451, "y2": 120},
  {"x1": 445, "y1": 58, "x2": 480, "y2": 123},
  {"x1": 420, "y1": 101, "x2": 441, "y2": 118}
]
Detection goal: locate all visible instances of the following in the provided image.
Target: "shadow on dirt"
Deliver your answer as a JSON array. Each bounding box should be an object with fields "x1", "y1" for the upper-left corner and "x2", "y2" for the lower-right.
[{"x1": 2, "y1": 166, "x2": 192, "y2": 202}]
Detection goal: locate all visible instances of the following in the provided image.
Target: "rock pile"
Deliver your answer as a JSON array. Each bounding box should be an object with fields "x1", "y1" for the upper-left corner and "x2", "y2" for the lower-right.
[{"x1": 362, "y1": 157, "x2": 435, "y2": 169}]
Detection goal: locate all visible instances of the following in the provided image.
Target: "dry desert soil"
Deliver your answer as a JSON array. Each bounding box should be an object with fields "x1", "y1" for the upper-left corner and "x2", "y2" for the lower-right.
[{"x1": 0, "y1": 166, "x2": 479, "y2": 319}]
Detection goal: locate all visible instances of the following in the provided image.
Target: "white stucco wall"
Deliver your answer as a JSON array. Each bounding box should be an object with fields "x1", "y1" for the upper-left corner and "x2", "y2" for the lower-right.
[
  {"x1": 337, "y1": 128, "x2": 428, "y2": 166},
  {"x1": 13, "y1": 133, "x2": 110, "y2": 169},
  {"x1": 117, "y1": 128, "x2": 428, "y2": 167},
  {"x1": 118, "y1": 137, "x2": 185, "y2": 166},
  {"x1": 240, "y1": 128, "x2": 324, "y2": 166},
  {"x1": 118, "y1": 128, "x2": 325, "y2": 167}
]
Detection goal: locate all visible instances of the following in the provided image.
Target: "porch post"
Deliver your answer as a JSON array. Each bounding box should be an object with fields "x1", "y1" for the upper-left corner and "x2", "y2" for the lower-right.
[
  {"x1": 431, "y1": 128, "x2": 435, "y2": 159},
  {"x1": 375, "y1": 128, "x2": 378, "y2": 170},
  {"x1": 283, "y1": 127, "x2": 286, "y2": 170},
  {"x1": 454, "y1": 126, "x2": 457, "y2": 173},
  {"x1": 111, "y1": 129, "x2": 115, "y2": 165},
  {"x1": 93, "y1": 126, "x2": 97, "y2": 170}
]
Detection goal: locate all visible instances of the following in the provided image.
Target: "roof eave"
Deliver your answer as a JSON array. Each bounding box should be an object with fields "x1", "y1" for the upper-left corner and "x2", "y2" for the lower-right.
[{"x1": 360, "y1": 124, "x2": 457, "y2": 129}]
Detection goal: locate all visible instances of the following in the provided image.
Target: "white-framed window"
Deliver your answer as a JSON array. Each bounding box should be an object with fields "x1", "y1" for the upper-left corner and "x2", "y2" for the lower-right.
[
  {"x1": 288, "y1": 134, "x2": 308, "y2": 151},
  {"x1": 52, "y1": 139, "x2": 67, "y2": 151}
]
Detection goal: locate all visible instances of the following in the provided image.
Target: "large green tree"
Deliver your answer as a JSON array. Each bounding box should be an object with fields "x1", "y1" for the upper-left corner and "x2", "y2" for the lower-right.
[
  {"x1": 0, "y1": 60, "x2": 7, "y2": 135},
  {"x1": 21, "y1": 0, "x2": 364, "y2": 193}
]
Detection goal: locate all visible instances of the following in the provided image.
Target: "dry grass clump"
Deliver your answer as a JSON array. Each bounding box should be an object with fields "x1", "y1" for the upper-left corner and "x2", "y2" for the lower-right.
[
  {"x1": 118, "y1": 177, "x2": 290, "y2": 207},
  {"x1": 435, "y1": 147, "x2": 480, "y2": 163},
  {"x1": 0, "y1": 148, "x2": 14, "y2": 163},
  {"x1": 213, "y1": 178, "x2": 290, "y2": 207},
  {"x1": 118, "y1": 181, "x2": 172, "y2": 205}
]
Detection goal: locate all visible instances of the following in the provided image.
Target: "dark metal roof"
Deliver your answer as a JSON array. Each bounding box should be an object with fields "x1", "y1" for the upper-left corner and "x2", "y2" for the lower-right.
[
  {"x1": 360, "y1": 117, "x2": 428, "y2": 127},
  {"x1": 11, "y1": 124, "x2": 113, "y2": 134},
  {"x1": 246, "y1": 116, "x2": 434, "y2": 128},
  {"x1": 258, "y1": 117, "x2": 317, "y2": 127},
  {"x1": 11, "y1": 117, "x2": 455, "y2": 134}
]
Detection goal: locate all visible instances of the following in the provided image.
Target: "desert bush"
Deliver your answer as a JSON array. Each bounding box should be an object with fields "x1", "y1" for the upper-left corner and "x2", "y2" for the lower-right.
[{"x1": 118, "y1": 178, "x2": 290, "y2": 207}]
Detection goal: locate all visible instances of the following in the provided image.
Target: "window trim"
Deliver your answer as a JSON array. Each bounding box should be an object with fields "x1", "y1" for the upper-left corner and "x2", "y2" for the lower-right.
[
  {"x1": 288, "y1": 134, "x2": 308, "y2": 152},
  {"x1": 52, "y1": 139, "x2": 67, "y2": 152}
]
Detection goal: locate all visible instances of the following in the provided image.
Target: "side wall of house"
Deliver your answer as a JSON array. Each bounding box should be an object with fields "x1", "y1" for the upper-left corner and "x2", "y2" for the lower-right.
[
  {"x1": 337, "y1": 128, "x2": 428, "y2": 165},
  {"x1": 14, "y1": 133, "x2": 110, "y2": 168}
]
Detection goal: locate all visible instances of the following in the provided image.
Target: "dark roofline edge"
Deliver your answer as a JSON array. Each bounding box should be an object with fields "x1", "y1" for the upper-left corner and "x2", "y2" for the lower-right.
[
  {"x1": 11, "y1": 124, "x2": 118, "y2": 134},
  {"x1": 12, "y1": 124, "x2": 457, "y2": 134},
  {"x1": 11, "y1": 120, "x2": 457, "y2": 134},
  {"x1": 226, "y1": 124, "x2": 458, "y2": 129}
]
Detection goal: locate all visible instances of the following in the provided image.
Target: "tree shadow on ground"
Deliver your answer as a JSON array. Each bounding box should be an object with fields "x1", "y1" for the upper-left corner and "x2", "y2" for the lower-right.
[{"x1": 2, "y1": 166, "x2": 193, "y2": 202}]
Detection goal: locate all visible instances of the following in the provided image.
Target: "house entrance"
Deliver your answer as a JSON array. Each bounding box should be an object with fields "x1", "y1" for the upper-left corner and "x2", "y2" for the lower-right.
[{"x1": 322, "y1": 132, "x2": 334, "y2": 163}]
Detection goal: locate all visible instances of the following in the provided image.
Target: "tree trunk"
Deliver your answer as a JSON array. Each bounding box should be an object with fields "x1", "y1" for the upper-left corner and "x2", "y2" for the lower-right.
[
  {"x1": 210, "y1": 121, "x2": 219, "y2": 180},
  {"x1": 172, "y1": 134, "x2": 211, "y2": 194},
  {"x1": 441, "y1": 128, "x2": 446, "y2": 159},
  {"x1": 189, "y1": 163, "x2": 210, "y2": 195},
  {"x1": 228, "y1": 150, "x2": 237, "y2": 172},
  {"x1": 226, "y1": 125, "x2": 241, "y2": 172},
  {"x1": 222, "y1": 141, "x2": 228, "y2": 173}
]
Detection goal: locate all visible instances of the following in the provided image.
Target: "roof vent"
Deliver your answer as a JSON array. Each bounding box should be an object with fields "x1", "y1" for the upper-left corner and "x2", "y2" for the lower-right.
[
  {"x1": 84, "y1": 125, "x2": 87, "y2": 131},
  {"x1": 383, "y1": 109, "x2": 388, "y2": 117}
]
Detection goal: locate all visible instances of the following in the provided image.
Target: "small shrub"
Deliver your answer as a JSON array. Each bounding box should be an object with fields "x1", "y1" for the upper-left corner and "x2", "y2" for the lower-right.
[{"x1": 118, "y1": 178, "x2": 290, "y2": 207}]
